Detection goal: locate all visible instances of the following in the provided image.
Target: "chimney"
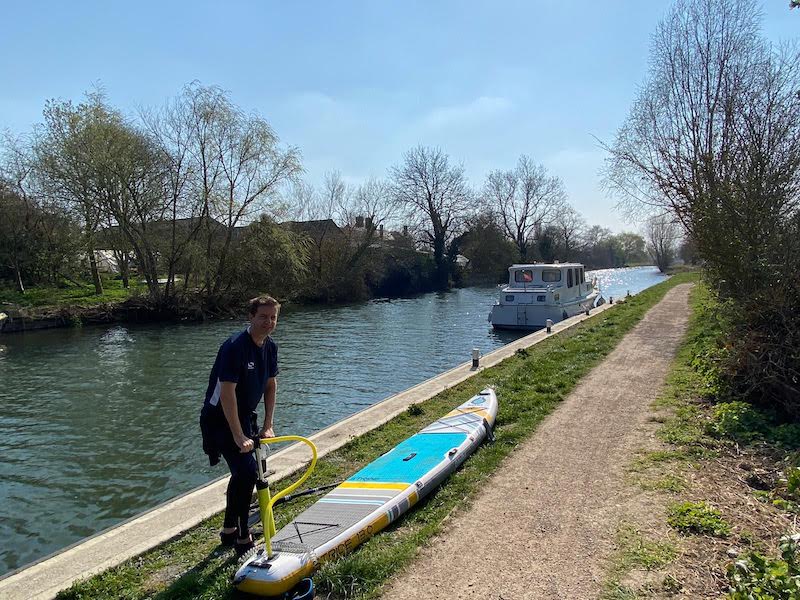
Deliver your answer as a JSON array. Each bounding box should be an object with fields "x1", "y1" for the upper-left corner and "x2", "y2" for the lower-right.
[
  {"x1": 379, "y1": 224, "x2": 384, "y2": 238},
  {"x1": 355, "y1": 215, "x2": 364, "y2": 228}
]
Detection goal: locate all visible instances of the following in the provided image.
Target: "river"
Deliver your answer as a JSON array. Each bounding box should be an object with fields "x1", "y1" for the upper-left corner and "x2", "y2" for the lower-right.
[{"x1": 0, "y1": 266, "x2": 665, "y2": 575}]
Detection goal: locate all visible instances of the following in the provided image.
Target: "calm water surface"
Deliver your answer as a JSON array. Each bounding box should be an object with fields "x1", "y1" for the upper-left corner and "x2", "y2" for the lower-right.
[{"x1": 0, "y1": 266, "x2": 664, "y2": 574}]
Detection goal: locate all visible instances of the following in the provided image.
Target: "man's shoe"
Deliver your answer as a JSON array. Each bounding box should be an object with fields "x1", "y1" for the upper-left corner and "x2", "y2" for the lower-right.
[
  {"x1": 220, "y1": 529, "x2": 248, "y2": 546},
  {"x1": 234, "y1": 537, "x2": 255, "y2": 556}
]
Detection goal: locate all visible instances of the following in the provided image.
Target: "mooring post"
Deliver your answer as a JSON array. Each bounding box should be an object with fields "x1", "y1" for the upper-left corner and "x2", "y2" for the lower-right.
[
  {"x1": 471, "y1": 348, "x2": 480, "y2": 370},
  {"x1": 546, "y1": 319, "x2": 553, "y2": 333}
]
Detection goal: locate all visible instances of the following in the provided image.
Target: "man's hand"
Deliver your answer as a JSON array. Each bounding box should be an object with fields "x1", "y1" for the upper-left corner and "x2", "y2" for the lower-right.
[
  {"x1": 259, "y1": 424, "x2": 274, "y2": 440},
  {"x1": 236, "y1": 436, "x2": 255, "y2": 454}
]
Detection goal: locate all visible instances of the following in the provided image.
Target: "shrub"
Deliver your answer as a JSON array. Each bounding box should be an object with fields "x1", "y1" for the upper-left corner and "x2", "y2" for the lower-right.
[
  {"x1": 706, "y1": 401, "x2": 800, "y2": 449},
  {"x1": 707, "y1": 401, "x2": 770, "y2": 443},
  {"x1": 787, "y1": 468, "x2": 800, "y2": 499},
  {"x1": 728, "y1": 535, "x2": 800, "y2": 599},
  {"x1": 667, "y1": 501, "x2": 730, "y2": 537}
]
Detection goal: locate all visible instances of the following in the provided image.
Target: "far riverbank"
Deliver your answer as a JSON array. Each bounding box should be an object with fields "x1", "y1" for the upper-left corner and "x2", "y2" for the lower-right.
[{"x1": 0, "y1": 265, "x2": 665, "y2": 334}]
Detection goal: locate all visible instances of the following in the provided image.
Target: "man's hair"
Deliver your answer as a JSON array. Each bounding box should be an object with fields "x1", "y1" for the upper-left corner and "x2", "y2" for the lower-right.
[{"x1": 249, "y1": 295, "x2": 281, "y2": 316}]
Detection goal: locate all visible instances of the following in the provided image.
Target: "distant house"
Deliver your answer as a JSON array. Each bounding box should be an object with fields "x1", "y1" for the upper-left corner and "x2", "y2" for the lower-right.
[
  {"x1": 93, "y1": 216, "x2": 229, "y2": 273},
  {"x1": 280, "y1": 219, "x2": 345, "y2": 245},
  {"x1": 342, "y1": 217, "x2": 415, "y2": 251}
]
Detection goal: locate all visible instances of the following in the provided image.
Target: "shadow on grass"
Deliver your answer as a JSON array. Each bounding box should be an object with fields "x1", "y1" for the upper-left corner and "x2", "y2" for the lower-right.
[{"x1": 151, "y1": 546, "x2": 241, "y2": 600}]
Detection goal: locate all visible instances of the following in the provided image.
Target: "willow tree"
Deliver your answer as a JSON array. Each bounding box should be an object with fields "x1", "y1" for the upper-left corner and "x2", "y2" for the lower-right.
[
  {"x1": 142, "y1": 83, "x2": 303, "y2": 304},
  {"x1": 33, "y1": 94, "x2": 113, "y2": 295}
]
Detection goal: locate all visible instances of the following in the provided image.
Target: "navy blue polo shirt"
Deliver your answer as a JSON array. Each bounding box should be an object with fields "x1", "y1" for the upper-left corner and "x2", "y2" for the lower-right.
[{"x1": 202, "y1": 328, "x2": 279, "y2": 432}]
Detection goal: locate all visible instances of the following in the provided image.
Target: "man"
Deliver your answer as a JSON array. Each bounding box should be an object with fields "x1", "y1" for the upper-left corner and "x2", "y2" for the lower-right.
[{"x1": 200, "y1": 295, "x2": 280, "y2": 555}]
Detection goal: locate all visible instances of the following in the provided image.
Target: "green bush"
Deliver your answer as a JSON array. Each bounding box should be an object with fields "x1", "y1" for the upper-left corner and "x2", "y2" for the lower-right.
[
  {"x1": 707, "y1": 401, "x2": 770, "y2": 443},
  {"x1": 706, "y1": 401, "x2": 800, "y2": 449},
  {"x1": 773, "y1": 425, "x2": 800, "y2": 449},
  {"x1": 728, "y1": 535, "x2": 800, "y2": 599},
  {"x1": 667, "y1": 501, "x2": 730, "y2": 537},
  {"x1": 787, "y1": 468, "x2": 800, "y2": 499}
]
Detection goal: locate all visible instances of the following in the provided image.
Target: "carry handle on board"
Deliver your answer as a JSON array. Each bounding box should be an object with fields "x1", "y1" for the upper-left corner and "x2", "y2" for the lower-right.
[{"x1": 252, "y1": 435, "x2": 318, "y2": 556}]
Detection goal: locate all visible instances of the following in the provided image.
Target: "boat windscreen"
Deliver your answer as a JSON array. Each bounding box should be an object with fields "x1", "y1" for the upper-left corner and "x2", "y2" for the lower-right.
[
  {"x1": 542, "y1": 269, "x2": 561, "y2": 282},
  {"x1": 514, "y1": 270, "x2": 534, "y2": 283}
]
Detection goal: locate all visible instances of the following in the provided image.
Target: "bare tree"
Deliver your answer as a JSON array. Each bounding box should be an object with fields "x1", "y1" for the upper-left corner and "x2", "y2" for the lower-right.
[
  {"x1": 603, "y1": 0, "x2": 800, "y2": 297},
  {"x1": 484, "y1": 155, "x2": 565, "y2": 260},
  {"x1": 550, "y1": 203, "x2": 586, "y2": 261},
  {"x1": 644, "y1": 214, "x2": 680, "y2": 272},
  {"x1": 604, "y1": 0, "x2": 800, "y2": 415},
  {"x1": 291, "y1": 171, "x2": 348, "y2": 281},
  {"x1": 390, "y1": 146, "x2": 472, "y2": 289},
  {"x1": 286, "y1": 173, "x2": 397, "y2": 300},
  {"x1": 341, "y1": 177, "x2": 396, "y2": 266}
]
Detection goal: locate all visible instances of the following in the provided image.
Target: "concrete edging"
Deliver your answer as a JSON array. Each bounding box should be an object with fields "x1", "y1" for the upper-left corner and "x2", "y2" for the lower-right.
[{"x1": 0, "y1": 301, "x2": 615, "y2": 600}]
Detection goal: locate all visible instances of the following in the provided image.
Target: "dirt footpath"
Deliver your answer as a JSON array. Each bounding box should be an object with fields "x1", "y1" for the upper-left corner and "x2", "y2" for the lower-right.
[{"x1": 381, "y1": 284, "x2": 693, "y2": 600}]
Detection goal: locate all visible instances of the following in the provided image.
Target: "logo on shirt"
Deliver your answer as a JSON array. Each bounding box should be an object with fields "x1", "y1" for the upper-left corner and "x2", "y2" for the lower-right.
[{"x1": 247, "y1": 361, "x2": 255, "y2": 370}]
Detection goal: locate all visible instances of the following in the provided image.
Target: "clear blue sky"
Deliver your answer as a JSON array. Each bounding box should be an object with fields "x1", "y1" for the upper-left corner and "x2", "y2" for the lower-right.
[{"x1": 1, "y1": 1, "x2": 797, "y2": 232}]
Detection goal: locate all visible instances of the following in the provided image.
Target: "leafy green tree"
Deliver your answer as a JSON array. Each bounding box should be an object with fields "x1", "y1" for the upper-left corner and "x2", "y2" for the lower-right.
[
  {"x1": 226, "y1": 216, "x2": 309, "y2": 301},
  {"x1": 536, "y1": 225, "x2": 559, "y2": 263},
  {"x1": 32, "y1": 93, "x2": 116, "y2": 295},
  {"x1": 33, "y1": 93, "x2": 171, "y2": 302},
  {"x1": 613, "y1": 232, "x2": 648, "y2": 266},
  {"x1": 458, "y1": 212, "x2": 519, "y2": 283},
  {"x1": 0, "y1": 180, "x2": 82, "y2": 290}
]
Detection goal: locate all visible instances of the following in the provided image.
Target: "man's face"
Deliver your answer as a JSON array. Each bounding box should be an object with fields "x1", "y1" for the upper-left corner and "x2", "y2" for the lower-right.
[{"x1": 250, "y1": 305, "x2": 278, "y2": 337}]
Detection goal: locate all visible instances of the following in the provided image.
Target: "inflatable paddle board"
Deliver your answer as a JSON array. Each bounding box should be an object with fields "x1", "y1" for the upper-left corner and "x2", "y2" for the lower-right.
[{"x1": 234, "y1": 387, "x2": 498, "y2": 597}]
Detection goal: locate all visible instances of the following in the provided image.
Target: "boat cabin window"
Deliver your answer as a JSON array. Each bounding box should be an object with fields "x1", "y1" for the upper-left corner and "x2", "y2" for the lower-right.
[
  {"x1": 514, "y1": 269, "x2": 534, "y2": 283},
  {"x1": 580, "y1": 268, "x2": 585, "y2": 284},
  {"x1": 567, "y1": 269, "x2": 574, "y2": 288},
  {"x1": 541, "y1": 269, "x2": 561, "y2": 282}
]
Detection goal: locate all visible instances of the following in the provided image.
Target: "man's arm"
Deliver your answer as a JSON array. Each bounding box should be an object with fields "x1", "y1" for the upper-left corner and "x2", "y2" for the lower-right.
[
  {"x1": 261, "y1": 377, "x2": 276, "y2": 439},
  {"x1": 220, "y1": 381, "x2": 254, "y2": 453}
]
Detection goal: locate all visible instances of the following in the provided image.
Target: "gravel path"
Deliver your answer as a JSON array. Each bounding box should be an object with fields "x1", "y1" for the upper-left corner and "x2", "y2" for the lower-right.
[{"x1": 381, "y1": 283, "x2": 693, "y2": 600}]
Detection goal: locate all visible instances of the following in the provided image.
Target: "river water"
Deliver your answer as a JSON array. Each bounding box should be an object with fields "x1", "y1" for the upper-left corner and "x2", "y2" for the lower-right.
[{"x1": 0, "y1": 266, "x2": 664, "y2": 574}]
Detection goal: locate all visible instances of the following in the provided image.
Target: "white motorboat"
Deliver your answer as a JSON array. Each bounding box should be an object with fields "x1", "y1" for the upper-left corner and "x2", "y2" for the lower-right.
[{"x1": 489, "y1": 262, "x2": 603, "y2": 330}]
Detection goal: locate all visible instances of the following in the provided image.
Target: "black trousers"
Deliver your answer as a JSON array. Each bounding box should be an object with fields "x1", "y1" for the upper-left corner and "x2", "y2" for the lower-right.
[
  {"x1": 202, "y1": 409, "x2": 258, "y2": 539},
  {"x1": 220, "y1": 443, "x2": 258, "y2": 539}
]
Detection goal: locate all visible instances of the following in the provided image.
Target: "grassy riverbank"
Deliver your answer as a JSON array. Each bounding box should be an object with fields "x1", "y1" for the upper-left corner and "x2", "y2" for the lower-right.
[
  {"x1": 56, "y1": 272, "x2": 697, "y2": 600},
  {"x1": 0, "y1": 277, "x2": 143, "y2": 309},
  {"x1": 602, "y1": 284, "x2": 800, "y2": 599}
]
